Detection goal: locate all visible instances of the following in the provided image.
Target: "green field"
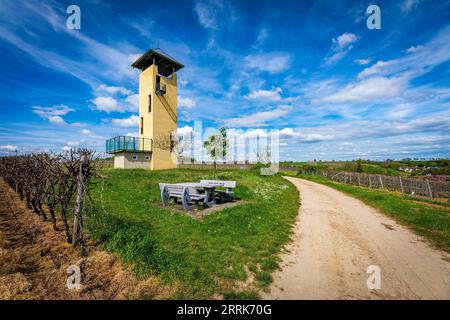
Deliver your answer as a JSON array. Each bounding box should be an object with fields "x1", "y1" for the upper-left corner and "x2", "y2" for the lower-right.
[
  {"x1": 87, "y1": 168, "x2": 298, "y2": 299},
  {"x1": 291, "y1": 172, "x2": 450, "y2": 252},
  {"x1": 281, "y1": 159, "x2": 450, "y2": 176}
]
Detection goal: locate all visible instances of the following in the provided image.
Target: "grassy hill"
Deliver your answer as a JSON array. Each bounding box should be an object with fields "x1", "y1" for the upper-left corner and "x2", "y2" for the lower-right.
[
  {"x1": 87, "y1": 168, "x2": 298, "y2": 299},
  {"x1": 281, "y1": 159, "x2": 450, "y2": 177}
]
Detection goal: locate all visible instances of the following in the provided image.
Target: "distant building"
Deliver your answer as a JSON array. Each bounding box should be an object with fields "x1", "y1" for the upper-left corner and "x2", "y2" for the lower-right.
[{"x1": 399, "y1": 166, "x2": 419, "y2": 173}]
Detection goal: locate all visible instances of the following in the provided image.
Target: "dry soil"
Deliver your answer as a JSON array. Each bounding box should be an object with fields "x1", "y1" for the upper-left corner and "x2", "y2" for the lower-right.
[{"x1": 263, "y1": 176, "x2": 450, "y2": 300}]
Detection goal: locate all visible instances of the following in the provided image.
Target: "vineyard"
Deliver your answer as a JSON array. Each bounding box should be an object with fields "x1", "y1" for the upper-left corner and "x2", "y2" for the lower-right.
[
  {"x1": 284, "y1": 168, "x2": 450, "y2": 199},
  {"x1": 0, "y1": 150, "x2": 99, "y2": 253}
]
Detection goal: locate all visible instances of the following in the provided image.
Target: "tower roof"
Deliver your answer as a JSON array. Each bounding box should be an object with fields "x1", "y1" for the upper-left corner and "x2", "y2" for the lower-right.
[{"x1": 131, "y1": 48, "x2": 184, "y2": 73}]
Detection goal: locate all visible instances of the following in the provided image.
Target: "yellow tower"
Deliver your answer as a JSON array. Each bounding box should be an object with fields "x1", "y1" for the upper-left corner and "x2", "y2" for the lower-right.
[{"x1": 106, "y1": 49, "x2": 184, "y2": 170}]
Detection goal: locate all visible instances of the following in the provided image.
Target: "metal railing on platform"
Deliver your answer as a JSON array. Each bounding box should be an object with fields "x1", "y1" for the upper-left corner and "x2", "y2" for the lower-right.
[{"x1": 105, "y1": 136, "x2": 152, "y2": 154}]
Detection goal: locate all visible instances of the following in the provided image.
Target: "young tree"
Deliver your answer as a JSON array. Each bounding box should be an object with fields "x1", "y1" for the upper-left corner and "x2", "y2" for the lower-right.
[
  {"x1": 152, "y1": 132, "x2": 173, "y2": 151},
  {"x1": 356, "y1": 159, "x2": 364, "y2": 173},
  {"x1": 255, "y1": 145, "x2": 272, "y2": 165},
  {"x1": 203, "y1": 127, "x2": 228, "y2": 177}
]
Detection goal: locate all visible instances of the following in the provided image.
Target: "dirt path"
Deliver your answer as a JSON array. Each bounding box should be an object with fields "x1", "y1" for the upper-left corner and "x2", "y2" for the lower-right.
[
  {"x1": 263, "y1": 177, "x2": 450, "y2": 300},
  {"x1": 0, "y1": 179, "x2": 173, "y2": 300}
]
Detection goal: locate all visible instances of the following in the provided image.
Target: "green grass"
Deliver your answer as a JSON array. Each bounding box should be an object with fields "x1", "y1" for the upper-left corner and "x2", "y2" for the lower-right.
[
  {"x1": 86, "y1": 168, "x2": 298, "y2": 299},
  {"x1": 293, "y1": 173, "x2": 450, "y2": 252},
  {"x1": 281, "y1": 159, "x2": 450, "y2": 176}
]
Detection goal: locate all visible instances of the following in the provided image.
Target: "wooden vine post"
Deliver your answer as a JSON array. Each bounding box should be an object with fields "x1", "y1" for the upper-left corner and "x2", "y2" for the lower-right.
[
  {"x1": 72, "y1": 155, "x2": 87, "y2": 250},
  {"x1": 426, "y1": 180, "x2": 433, "y2": 199}
]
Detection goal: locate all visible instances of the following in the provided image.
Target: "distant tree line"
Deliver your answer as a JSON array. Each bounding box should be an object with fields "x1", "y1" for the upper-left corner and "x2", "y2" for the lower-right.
[{"x1": 280, "y1": 159, "x2": 450, "y2": 177}]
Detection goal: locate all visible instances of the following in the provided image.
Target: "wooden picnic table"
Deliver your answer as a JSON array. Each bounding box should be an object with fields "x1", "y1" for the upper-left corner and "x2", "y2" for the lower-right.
[{"x1": 177, "y1": 182, "x2": 225, "y2": 207}]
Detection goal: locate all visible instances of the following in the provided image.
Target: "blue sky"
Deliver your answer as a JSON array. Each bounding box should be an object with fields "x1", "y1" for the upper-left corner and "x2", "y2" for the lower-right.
[{"x1": 0, "y1": 0, "x2": 449, "y2": 160}]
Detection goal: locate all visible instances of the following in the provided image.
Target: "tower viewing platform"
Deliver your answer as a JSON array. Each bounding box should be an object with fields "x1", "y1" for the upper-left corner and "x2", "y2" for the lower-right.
[{"x1": 106, "y1": 136, "x2": 152, "y2": 154}]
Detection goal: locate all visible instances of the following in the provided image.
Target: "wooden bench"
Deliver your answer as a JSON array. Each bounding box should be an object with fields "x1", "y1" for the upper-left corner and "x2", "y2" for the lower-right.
[
  {"x1": 159, "y1": 183, "x2": 206, "y2": 211},
  {"x1": 200, "y1": 180, "x2": 236, "y2": 202}
]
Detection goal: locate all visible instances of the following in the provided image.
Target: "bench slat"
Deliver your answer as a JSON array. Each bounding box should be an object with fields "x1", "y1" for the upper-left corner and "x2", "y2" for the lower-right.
[
  {"x1": 200, "y1": 179, "x2": 236, "y2": 188},
  {"x1": 160, "y1": 183, "x2": 208, "y2": 210}
]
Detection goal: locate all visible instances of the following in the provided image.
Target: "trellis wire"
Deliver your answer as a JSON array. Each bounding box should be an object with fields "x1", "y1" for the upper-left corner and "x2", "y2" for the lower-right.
[{"x1": 289, "y1": 168, "x2": 450, "y2": 199}]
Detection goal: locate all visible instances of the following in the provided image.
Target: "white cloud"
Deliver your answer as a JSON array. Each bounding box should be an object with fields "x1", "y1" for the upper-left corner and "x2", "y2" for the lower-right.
[
  {"x1": 179, "y1": 97, "x2": 197, "y2": 108},
  {"x1": 401, "y1": 0, "x2": 421, "y2": 13},
  {"x1": 195, "y1": 0, "x2": 235, "y2": 30},
  {"x1": 321, "y1": 77, "x2": 406, "y2": 103},
  {"x1": 245, "y1": 87, "x2": 283, "y2": 102},
  {"x1": 177, "y1": 126, "x2": 194, "y2": 136},
  {"x1": 266, "y1": 113, "x2": 450, "y2": 160},
  {"x1": 405, "y1": 45, "x2": 424, "y2": 53},
  {"x1": 223, "y1": 105, "x2": 292, "y2": 127},
  {"x1": 357, "y1": 60, "x2": 396, "y2": 78},
  {"x1": 98, "y1": 84, "x2": 132, "y2": 96},
  {"x1": 253, "y1": 28, "x2": 268, "y2": 48},
  {"x1": 333, "y1": 33, "x2": 358, "y2": 49},
  {"x1": 224, "y1": 129, "x2": 270, "y2": 151},
  {"x1": 128, "y1": 53, "x2": 142, "y2": 64},
  {"x1": 357, "y1": 27, "x2": 450, "y2": 81},
  {"x1": 354, "y1": 58, "x2": 371, "y2": 65},
  {"x1": 245, "y1": 52, "x2": 291, "y2": 74},
  {"x1": 316, "y1": 114, "x2": 450, "y2": 142},
  {"x1": 111, "y1": 115, "x2": 139, "y2": 127},
  {"x1": 279, "y1": 128, "x2": 294, "y2": 136},
  {"x1": 0, "y1": 145, "x2": 18, "y2": 152},
  {"x1": 237, "y1": 128, "x2": 268, "y2": 139},
  {"x1": 32, "y1": 104, "x2": 74, "y2": 125},
  {"x1": 80, "y1": 128, "x2": 103, "y2": 140},
  {"x1": 386, "y1": 103, "x2": 415, "y2": 119},
  {"x1": 195, "y1": 0, "x2": 219, "y2": 29},
  {"x1": 224, "y1": 127, "x2": 332, "y2": 148},
  {"x1": 61, "y1": 139, "x2": 87, "y2": 151},
  {"x1": 32, "y1": 105, "x2": 73, "y2": 117},
  {"x1": 66, "y1": 140, "x2": 80, "y2": 147},
  {"x1": 324, "y1": 33, "x2": 358, "y2": 65},
  {"x1": 0, "y1": 2, "x2": 141, "y2": 89},
  {"x1": 92, "y1": 90, "x2": 138, "y2": 113},
  {"x1": 125, "y1": 94, "x2": 139, "y2": 111},
  {"x1": 130, "y1": 18, "x2": 155, "y2": 38},
  {"x1": 47, "y1": 115, "x2": 66, "y2": 125},
  {"x1": 91, "y1": 96, "x2": 124, "y2": 113},
  {"x1": 280, "y1": 128, "x2": 332, "y2": 143},
  {"x1": 324, "y1": 50, "x2": 349, "y2": 65}
]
